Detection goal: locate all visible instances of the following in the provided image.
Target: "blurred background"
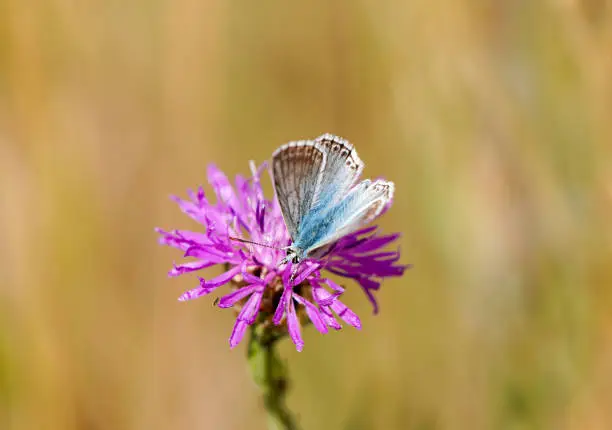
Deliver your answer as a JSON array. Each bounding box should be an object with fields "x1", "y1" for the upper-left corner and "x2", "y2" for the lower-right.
[{"x1": 1, "y1": 1, "x2": 611, "y2": 429}]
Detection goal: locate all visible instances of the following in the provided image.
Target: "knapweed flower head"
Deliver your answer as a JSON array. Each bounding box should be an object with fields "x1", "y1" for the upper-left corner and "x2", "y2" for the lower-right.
[{"x1": 156, "y1": 162, "x2": 408, "y2": 351}]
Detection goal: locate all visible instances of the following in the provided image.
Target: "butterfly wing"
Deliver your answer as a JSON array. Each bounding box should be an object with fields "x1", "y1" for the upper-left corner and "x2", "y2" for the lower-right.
[
  {"x1": 272, "y1": 140, "x2": 326, "y2": 241},
  {"x1": 297, "y1": 179, "x2": 395, "y2": 255},
  {"x1": 312, "y1": 134, "x2": 364, "y2": 209}
]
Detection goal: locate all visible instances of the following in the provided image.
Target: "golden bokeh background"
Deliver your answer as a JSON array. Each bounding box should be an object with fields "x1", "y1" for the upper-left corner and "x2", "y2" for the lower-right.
[{"x1": 1, "y1": 1, "x2": 611, "y2": 429}]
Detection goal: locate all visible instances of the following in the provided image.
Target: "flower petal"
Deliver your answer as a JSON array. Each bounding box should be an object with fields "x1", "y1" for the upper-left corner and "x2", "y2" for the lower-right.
[
  {"x1": 273, "y1": 285, "x2": 292, "y2": 325},
  {"x1": 348, "y1": 234, "x2": 401, "y2": 253},
  {"x1": 294, "y1": 295, "x2": 328, "y2": 334},
  {"x1": 170, "y1": 195, "x2": 207, "y2": 224},
  {"x1": 335, "y1": 227, "x2": 377, "y2": 248},
  {"x1": 169, "y1": 260, "x2": 216, "y2": 277},
  {"x1": 208, "y1": 164, "x2": 239, "y2": 208},
  {"x1": 184, "y1": 245, "x2": 233, "y2": 261},
  {"x1": 312, "y1": 282, "x2": 341, "y2": 307},
  {"x1": 323, "y1": 278, "x2": 345, "y2": 293},
  {"x1": 178, "y1": 284, "x2": 214, "y2": 301},
  {"x1": 156, "y1": 228, "x2": 210, "y2": 250},
  {"x1": 356, "y1": 276, "x2": 381, "y2": 314},
  {"x1": 330, "y1": 299, "x2": 362, "y2": 329},
  {"x1": 201, "y1": 265, "x2": 242, "y2": 287},
  {"x1": 229, "y1": 320, "x2": 249, "y2": 348},
  {"x1": 177, "y1": 266, "x2": 241, "y2": 301},
  {"x1": 238, "y1": 289, "x2": 264, "y2": 324},
  {"x1": 250, "y1": 160, "x2": 267, "y2": 203},
  {"x1": 319, "y1": 306, "x2": 342, "y2": 330},
  {"x1": 228, "y1": 289, "x2": 264, "y2": 348},
  {"x1": 287, "y1": 297, "x2": 304, "y2": 352},
  {"x1": 292, "y1": 262, "x2": 321, "y2": 286},
  {"x1": 241, "y1": 266, "x2": 268, "y2": 284},
  {"x1": 218, "y1": 284, "x2": 261, "y2": 308}
]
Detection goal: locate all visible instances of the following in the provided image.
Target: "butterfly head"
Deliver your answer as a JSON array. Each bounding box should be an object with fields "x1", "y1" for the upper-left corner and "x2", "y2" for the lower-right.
[
  {"x1": 280, "y1": 245, "x2": 304, "y2": 267},
  {"x1": 279, "y1": 245, "x2": 310, "y2": 285}
]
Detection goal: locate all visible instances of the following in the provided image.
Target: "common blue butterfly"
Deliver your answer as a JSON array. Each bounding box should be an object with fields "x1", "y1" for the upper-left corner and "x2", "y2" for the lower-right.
[{"x1": 272, "y1": 134, "x2": 394, "y2": 271}]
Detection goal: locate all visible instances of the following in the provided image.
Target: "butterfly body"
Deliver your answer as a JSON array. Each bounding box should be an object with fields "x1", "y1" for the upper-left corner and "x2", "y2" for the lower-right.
[{"x1": 272, "y1": 134, "x2": 394, "y2": 273}]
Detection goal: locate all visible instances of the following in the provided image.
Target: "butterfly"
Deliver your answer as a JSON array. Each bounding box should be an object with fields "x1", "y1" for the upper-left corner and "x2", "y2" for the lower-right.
[{"x1": 272, "y1": 133, "x2": 394, "y2": 273}]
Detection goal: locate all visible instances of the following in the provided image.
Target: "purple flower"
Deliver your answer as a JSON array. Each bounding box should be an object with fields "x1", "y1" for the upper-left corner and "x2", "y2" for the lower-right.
[{"x1": 156, "y1": 162, "x2": 409, "y2": 351}]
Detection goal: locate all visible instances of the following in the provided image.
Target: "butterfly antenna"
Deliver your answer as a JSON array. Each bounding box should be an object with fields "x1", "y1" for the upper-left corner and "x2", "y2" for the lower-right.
[{"x1": 229, "y1": 236, "x2": 283, "y2": 250}]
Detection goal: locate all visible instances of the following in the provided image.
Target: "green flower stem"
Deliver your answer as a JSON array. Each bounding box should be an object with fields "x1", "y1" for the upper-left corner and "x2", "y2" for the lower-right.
[{"x1": 248, "y1": 324, "x2": 300, "y2": 430}]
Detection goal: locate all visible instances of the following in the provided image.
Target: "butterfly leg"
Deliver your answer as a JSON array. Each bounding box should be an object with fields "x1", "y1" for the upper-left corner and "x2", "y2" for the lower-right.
[{"x1": 278, "y1": 255, "x2": 290, "y2": 266}]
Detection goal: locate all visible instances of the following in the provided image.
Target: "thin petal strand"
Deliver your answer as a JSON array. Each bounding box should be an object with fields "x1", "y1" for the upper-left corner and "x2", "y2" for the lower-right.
[{"x1": 286, "y1": 297, "x2": 304, "y2": 352}]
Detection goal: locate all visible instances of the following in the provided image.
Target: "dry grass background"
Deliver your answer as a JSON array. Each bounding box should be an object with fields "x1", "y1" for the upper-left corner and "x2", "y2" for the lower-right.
[{"x1": 1, "y1": 1, "x2": 612, "y2": 429}]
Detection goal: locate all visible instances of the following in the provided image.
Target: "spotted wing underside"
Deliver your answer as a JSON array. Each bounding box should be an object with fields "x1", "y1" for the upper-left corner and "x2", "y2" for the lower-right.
[
  {"x1": 272, "y1": 140, "x2": 325, "y2": 241},
  {"x1": 312, "y1": 133, "x2": 364, "y2": 209}
]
